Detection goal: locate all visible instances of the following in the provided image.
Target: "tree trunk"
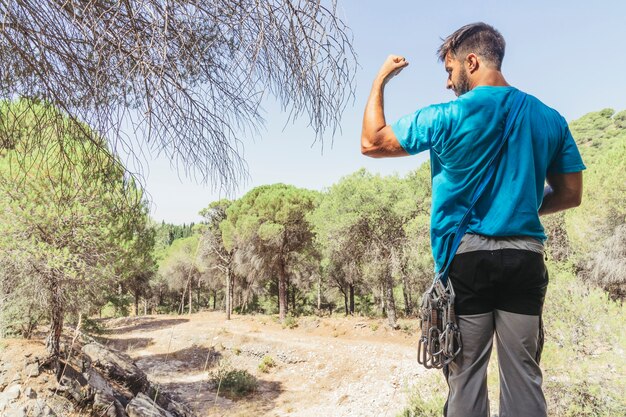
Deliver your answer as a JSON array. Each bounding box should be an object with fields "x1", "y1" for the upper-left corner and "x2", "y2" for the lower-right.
[
  {"x1": 179, "y1": 289, "x2": 185, "y2": 315},
  {"x1": 45, "y1": 276, "x2": 63, "y2": 358},
  {"x1": 291, "y1": 285, "x2": 296, "y2": 313},
  {"x1": 349, "y1": 283, "x2": 355, "y2": 315},
  {"x1": 317, "y1": 275, "x2": 322, "y2": 310},
  {"x1": 225, "y1": 268, "x2": 232, "y2": 320},
  {"x1": 212, "y1": 290, "x2": 217, "y2": 310},
  {"x1": 229, "y1": 273, "x2": 234, "y2": 316},
  {"x1": 188, "y1": 278, "x2": 193, "y2": 315},
  {"x1": 402, "y1": 273, "x2": 412, "y2": 316},
  {"x1": 278, "y1": 258, "x2": 288, "y2": 322},
  {"x1": 384, "y1": 272, "x2": 398, "y2": 328},
  {"x1": 117, "y1": 282, "x2": 123, "y2": 316},
  {"x1": 342, "y1": 286, "x2": 349, "y2": 316},
  {"x1": 143, "y1": 298, "x2": 148, "y2": 315},
  {"x1": 134, "y1": 290, "x2": 140, "y2": 316}
]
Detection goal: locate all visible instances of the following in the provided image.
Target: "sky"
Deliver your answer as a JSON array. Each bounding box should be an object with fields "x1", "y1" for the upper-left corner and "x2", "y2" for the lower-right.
[{"x1": 139, "y1": 0, "x2": 626, "y2": 224}]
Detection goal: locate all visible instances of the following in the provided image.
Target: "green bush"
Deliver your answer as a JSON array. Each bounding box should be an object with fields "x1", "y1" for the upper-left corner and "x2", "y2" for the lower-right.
[
  {"x1": 397, "y1": 389, "x2": 445, "y2": 417},
  {"x1": 282, "y1": 315, "x2": 299, "y2": 329},
  {"x1": 209, "y1": 363, "x2": 257, "y2": 399},
  {"x1": 81, "y1": 316, "x2": 104, "y2": 335},
  {"x1": 258, "y1": 355, "x2": 276, "y2": 373}
]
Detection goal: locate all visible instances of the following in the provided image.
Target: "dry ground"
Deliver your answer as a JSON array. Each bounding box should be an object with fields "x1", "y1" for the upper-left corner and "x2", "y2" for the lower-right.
[{"x1": 99, "y1": 312, "x2": 428, "y2": 417}]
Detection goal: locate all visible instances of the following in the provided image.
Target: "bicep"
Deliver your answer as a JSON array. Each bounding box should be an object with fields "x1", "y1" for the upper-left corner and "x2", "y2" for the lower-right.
[{"x1": 362, "y1": 125, "x2": 410, "y2": 158}]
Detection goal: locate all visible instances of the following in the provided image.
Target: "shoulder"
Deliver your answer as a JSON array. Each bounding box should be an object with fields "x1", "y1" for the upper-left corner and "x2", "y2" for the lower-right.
[{"x1": 519, "y1": 91, "x2": 568, "y2": 127}]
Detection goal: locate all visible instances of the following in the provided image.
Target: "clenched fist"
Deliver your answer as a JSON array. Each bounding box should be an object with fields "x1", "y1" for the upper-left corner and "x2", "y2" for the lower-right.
[{"x1": 377, "y1": 55, "x2": 409, "y2": 84}]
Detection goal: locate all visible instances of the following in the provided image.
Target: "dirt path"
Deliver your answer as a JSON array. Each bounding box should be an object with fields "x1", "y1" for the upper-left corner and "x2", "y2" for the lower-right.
[{"x1": 100, "y1": 312, "x2": 428, "y2": 417}]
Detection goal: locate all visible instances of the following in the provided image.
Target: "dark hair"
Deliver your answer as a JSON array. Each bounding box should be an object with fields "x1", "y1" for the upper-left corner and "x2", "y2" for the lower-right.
[{"x1": 437, "y1": 22, "x2": 506, "y2": 70}]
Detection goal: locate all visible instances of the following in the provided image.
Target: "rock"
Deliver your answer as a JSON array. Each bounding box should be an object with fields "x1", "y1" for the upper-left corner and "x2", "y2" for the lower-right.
[
  {"x1": 3, "y1": 384, "x2": 22, "y2": 400},
  {"x1": 52, "y1": 361, "x2": 90, "y2": 405},
  {"x1": 24, "y1": 387, "x2": 37, "y2": 399},
  {"x1": 93, "y1": 391, "x2": 128, "y2": 417},
  {"x1": 0, "y1": 397, "x2": 8, "y2": 412},
  {"x1": 82, "y1": 343, "x2": 149, "y2": 395},
  {"x1": 126, "y1": 393, "x2": 174, "y2": 417},
  {"x1": 4, "y1": 404, "x2": 27, "y2": 417},
  {"x1": 85, "y1": 368, "x2": 128, "y2": 417},
  {"x1": 24, "y1": 362, "x2": 40, "y2": 377},
  {"x1": 29, "y1": 399, "x2": 57, "y2": 417}
]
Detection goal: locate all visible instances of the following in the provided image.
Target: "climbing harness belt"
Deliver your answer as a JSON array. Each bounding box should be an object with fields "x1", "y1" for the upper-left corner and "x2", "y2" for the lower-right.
[{"x1": 417, "y1": 90, "x2": 527, "y2": 369}]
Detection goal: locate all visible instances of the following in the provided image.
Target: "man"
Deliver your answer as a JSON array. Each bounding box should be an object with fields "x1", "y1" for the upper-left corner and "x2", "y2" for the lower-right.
[{"x1": 361, "y1": 23, "x2": 585, "y2": 417}]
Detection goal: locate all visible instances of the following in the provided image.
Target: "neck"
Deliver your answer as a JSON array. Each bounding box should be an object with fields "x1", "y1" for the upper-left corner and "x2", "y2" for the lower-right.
[{"x1": 471, "y1": 69, "x2": 509, "y2": 89}]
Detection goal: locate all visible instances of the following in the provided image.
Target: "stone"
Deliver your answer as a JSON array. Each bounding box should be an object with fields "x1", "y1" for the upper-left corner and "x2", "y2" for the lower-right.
[
  {"x1": 24, "y1": 362, "x2": 40, "y2": 377},
  {"x1": 0, "y1": 397, "x2": 8, "y2": 412},
  {"x1": 93, "y1": 391, "x2": 128, "y2": 417},
  {"x1": 126, "y1": 393, "x2": 174, "y2": 417},
  {"x1": 29, "y1": 399, "x2": 57, "y2": 417},
  {"x1": 24, "y1": 387, "x2": 37, "y2": 399},
  {"x1": 4, "y1": 404, "x2": 27, "y2": 417},
  {"x1": 85, "y1": 368, "x2": 128, "y2": 417},
  {"x1": 3, "y1": 384, "x2": 22, "y2": 400},
  {"x1": 82, "y1": 343, "x2": 149, "y2": 394}
]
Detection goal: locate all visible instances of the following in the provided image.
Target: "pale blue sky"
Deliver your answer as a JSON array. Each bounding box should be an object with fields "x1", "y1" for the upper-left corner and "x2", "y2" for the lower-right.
[{"x1": 141, "y1": 0, "x2": 626, "y2": 224}]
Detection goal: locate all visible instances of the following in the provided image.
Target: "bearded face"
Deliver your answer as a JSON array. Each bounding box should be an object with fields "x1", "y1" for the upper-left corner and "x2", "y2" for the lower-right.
[{"x1": 452, "y1": 66, "x2": 471, "y2": 97}]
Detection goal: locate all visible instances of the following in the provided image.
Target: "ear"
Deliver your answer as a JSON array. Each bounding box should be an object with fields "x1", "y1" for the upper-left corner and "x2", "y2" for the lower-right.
[{"x1": 465, "y1": 53, "x2": 479, "y2": 74}]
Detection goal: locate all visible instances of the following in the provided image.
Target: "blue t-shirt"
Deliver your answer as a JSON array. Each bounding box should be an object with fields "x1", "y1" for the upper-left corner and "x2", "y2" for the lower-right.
[{"x1": 391, "y1": 86, "x2": 586, "y2": 271}]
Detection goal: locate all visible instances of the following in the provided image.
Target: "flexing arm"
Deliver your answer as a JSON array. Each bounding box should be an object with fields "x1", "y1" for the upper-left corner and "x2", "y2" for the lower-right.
[
  {"x1": 538, "y1": 171, "x2": 583, "y2": 216},
  {"x1": 361, "y1": 55, "x2": 410, "y2": 158}
]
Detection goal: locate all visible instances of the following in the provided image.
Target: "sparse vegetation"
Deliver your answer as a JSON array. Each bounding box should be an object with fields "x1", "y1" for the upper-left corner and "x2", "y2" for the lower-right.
[
  {"x1": 398, "y1": 372, "x2": 447, "y2": 417},
  {"x1": 258, "y1": 355, "x2": 277, "y2": 373},
  {"x1": 282, "y1": 315, "x2": 299, "y2": 330},
  {"x1": 209, "y1": 362, "x2": 258, "y2": 399}
]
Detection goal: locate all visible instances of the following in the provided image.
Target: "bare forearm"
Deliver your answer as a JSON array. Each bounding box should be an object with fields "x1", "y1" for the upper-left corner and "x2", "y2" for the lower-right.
[
  {"x1": 539, "y1": 185, "x2": 582, "y2": 216},
  {"x1": 360, "y1": 55, "x2": 409, "y2": 158},
  {"x1": 361, "y1": 77, "x2": 387, "y2": 149}
]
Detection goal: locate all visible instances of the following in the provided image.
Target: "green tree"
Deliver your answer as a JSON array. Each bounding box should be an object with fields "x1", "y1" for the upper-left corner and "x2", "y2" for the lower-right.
[
  {"x1": 199, "y1": 200, "x2": 235, "y2": 319},
  {"x1": 158, "y1": 234, "x2": 203, "y2": 315},
  {"x1": 310, "y1": 169, "x2": 429, "y2": 325},
  {"x1": 0, "y1": 101, "x2": 152, "y2": 357},
  {"x1": 222, "y1": 184, "x2": 317, "y2": 322}
]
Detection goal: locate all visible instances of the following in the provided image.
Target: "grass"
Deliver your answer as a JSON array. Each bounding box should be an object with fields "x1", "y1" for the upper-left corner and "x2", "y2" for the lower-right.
[{"x1": 396, "y1": 371, "x2": 447, "y2": 417}]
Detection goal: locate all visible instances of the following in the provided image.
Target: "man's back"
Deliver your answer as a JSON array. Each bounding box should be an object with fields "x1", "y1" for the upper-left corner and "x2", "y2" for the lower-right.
[{"x1": 391, "y1": 86, "x2": 585, "y2": 269}]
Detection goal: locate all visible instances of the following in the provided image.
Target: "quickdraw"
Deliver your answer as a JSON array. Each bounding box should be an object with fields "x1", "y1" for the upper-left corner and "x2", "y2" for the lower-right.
[{"x1": 417, "y1": 279, "x2": 462, "y2": 369}]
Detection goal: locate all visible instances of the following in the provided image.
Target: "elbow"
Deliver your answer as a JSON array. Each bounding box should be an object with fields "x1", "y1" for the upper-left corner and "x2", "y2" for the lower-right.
[
  {"x1": 571, "y1": 192, "x2": 582, "y2": 208},
  {"x1": 361, "y1": 136, "x2": 379, "y2": 158}
]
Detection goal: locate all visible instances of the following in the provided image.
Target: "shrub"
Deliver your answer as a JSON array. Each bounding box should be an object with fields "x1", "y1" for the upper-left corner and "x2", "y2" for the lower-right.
[
  {"x1": 209, "y1": 363, "x2": 257, "y2": 399},
  {"x1": 282, "y1": 315, "x2": 299, "y2": 329},
  {"x1": 258, "y1": 355, "x2": 276, "y2": 373},
  {"x1": 81, "y1": 317, "x2": 104, "y2": 335}
]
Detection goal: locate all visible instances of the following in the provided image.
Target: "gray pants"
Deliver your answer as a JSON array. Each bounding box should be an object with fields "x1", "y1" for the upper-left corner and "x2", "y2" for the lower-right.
[
  {"x1": 444, "y1": 242, "x2": 549, "y2": 417},
  {"x1": 443, "y1": 310, "x2": 546, "y2": 417}
]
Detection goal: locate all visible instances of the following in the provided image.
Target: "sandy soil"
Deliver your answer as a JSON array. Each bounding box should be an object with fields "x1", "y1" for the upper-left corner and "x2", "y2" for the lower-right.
[{"x1": 99, "y1": 312, "x2": 428, "y2": 417}]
